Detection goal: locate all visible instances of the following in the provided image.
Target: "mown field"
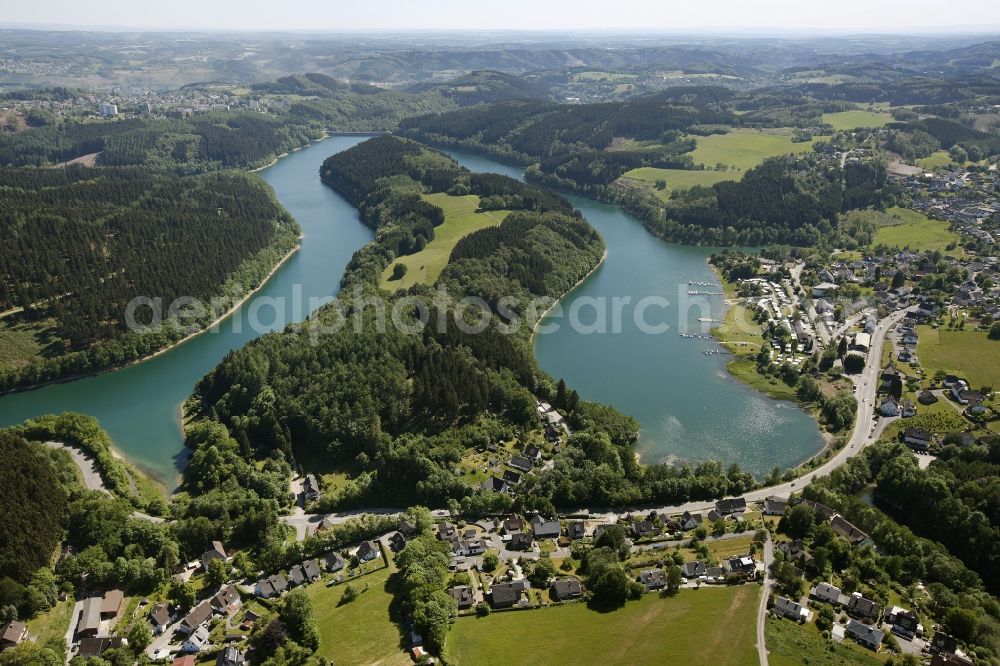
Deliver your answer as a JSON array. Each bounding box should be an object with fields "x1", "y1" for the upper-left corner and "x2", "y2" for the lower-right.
[
  {"x1": 766, "y1": 617, "x2": 886, "y2": 666},
  {"x1": 821, "y1": 110, "x2": 892, "y2": 131},
  {"x1": 872, "y1": 207, "x2": 962, "y2": 254},
  {"x1": 307, "y1": 564, "x2": 410, "y2": 666},
  {"x1": 917, "y1": 326, "x2": 1000, "y2": 390},
  {"x1": 689, "y1": 130, "x2": 817, "y2": 172},
  {"x1": 916, "y1": 150, "x2": 953, "y2": 170},
  {"x1": 380, "y1": 193, "x2": 510, "y2": 291},
  {"x1": 620, "y1": 167, "x2": 740, "y2": 201},
  {"x1": 445, "y1": 586, "x2": 759, "y2": 665}
]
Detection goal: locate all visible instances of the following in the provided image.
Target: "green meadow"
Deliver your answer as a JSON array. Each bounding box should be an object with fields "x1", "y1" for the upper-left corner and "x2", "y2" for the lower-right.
[
  {"x1": 821, "y1": 110, "x2": 892, "y2": 131},
  {"x1": 620, "y1": 166, "x2": 740, "y2": 200},
  {"x1": 872, "y1": 207, "x2": 962, "y2": 254},
  {"x1": 381, "y1": 193, "x2": 510, "y2": 291},
  {"x1": 689, "y1": 130, "x2": 817, "y2": 172}
]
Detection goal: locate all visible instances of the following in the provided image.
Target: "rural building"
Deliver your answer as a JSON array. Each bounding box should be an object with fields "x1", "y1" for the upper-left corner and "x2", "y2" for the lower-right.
[
  {"x1": 846, "y1": 593, "x2": 883, "y2": 624},
  {"x1": 810, "y1": 582, "x2": 844, "y2": 606},
  {"x1": 639, "y1": 569, "x2": 667, "y2": 590},
  {"x1": 490, "y1": 581, "x2": 527, "y2": 609},
  {"x1": 448, "y1": 585, "x2": 474, "y2": 609},
  {"x1": 774, "y1": 596, "x2": 809, "y2": 622},
  {"x1": 845, "y1": 619, "x2": 884, "y2": 651},
  {"x1": 303, "y1": 474, "x2": 321, "y2": 501},
  {"x1": 183, "y1": 625, "x2": 211, "y2": 653},
  {"x1": 0, "y1": 621, "x2": 28, "y2": 649},
  {"x1": 763, "y1": 496, "x2": 787, "y2": 515},
  {"x1": 716, "y1": 497, "x2": 746, "y2": 515},
  {"x1": 551, "y1": 577, "x2": 583, "y2": 600},
  {"x1": 217, "y1": 647, "x2": 246, "y2": 666},
  {"x1": 77, "y1": 597, "x2": 103, "y2": 639},
  {"x1": 201, "y1": 541, "x2": 228, "y2": 570},
  {"x1": 149, "y1": 603, "x2": 171, "y2": 635}
]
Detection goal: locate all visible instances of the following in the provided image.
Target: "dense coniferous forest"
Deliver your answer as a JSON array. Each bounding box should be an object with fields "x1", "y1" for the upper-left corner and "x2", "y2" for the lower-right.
[{"x1": 0, "y1": 166, "x2": 300, "y2": 390}]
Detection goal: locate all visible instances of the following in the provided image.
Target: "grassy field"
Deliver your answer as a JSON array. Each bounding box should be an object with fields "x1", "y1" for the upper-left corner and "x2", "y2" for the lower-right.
[
  {"x1": 917, "y1": 325, "x2": 1000, "y2": 390},
  {"x1": 689, "y1": 130, "x2": 817, "y2": 172},
  {"x1": 26, "y1": 597, "x2": 75, "y2": 647},
  {"x1": 766, "y1": 617, "x2": 886, "y2": 666},
  {"x1": 380, "y1": 193, "x2": 510, "y2": 291},
  {"x1": 916, "y1": 150, "x2": 953, "y2": 170},
  {"x1": 307, "y1": 565, "x2": 410, "y2": 666},
  {"x1": 872, "y1": 207, "x2": 962, "y2": 254},
  {"x1": 0, "y1": 316, "x2": 60, "y2": 372},
  {"x1": 446, "y1": 587, "x2": 759, "y2": 666},
  {"x1": 620, "y1": 167, "x2": 739, "y2": 201},
  {"x1": 882, "y1": 398, "x2": 968, "y2": 440},
  {"x1": 821, "y1": 110, "x2": 892, "y2": 131}
]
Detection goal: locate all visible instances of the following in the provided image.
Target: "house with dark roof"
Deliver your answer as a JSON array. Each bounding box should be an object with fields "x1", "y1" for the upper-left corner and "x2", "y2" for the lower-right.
[
  {"x1": 639, "y1": 569, "x2": 667, "y2": 590},
  {"x1": 830, "y1": 516, "x2": 873, "y2": 548},
  {"x1": 356, "y1": 541, "x2": 380, "y2": 563},
  {"x1": 716, "y1": 497, "x2": 747, "y2": 515},
  {"x1": 679, "y1": 511, "x2": 703, "y2": 531},
  {"x1": 489, "y1": 581, "x2": 526, "y2": 609},
  {"x1": 551, "y1": 577, "x2": 582, "y2": 600},
  {"x1": 531, "y1": 518, "x2": 561, "y2": 540},
  {"x1": 508, "y1": 455, "x2": 533, "y2": 472},
  {"x1": 255, "y1": 573, "x2": 289, "y2": 599},
  {"x1": 180, "y1": 600, "x2": 214, "y2": 634},
  {"x1": 437, "y1": 522, "x2": 457, "y2": 541},
  {"x1": 76, "y1": 597, "x2": 102, "y2": 639},
  {"x1": 846, "y1": 619, "x2": 884, "y2": 651},
  {"x1": 478, "y1": 476, "x2": 511, "y2": 494},
  {"x1": 100, "y1": 590, "x2": 124, "y2": 620},
  {"x1": 503, "y1": 514, "x2": 522, "y2": 534},
  {"x1": 217, "y1": 646, "x2": 246, "y2": 666},
  {"x1": 682, "y1": 562, "x2": 706, "y2": 579},
  {"x1": 523, "y1": 444, "x2": 542, "y2": 461},
  {"x1": 725, "y1": 555, "x2": 757, "y2": 577},
  {"x1": 323, "y1": 551, "x2": 346, "y2": 573},
  {"x1": 149, "y1": 603, "x2": 171, "y2": 635},
  {"x1": 448, "y1": 585, "x2": 474, "y2": 609},
  {"x1": 77, "y1": 637, "x2": 125, "y2": 658},
  {"x1": 303, "y1": 474, "x2": 321, "y2": 501},
  {"x1": 902, "y1": 427, "x2": 932, "y2": 452},
  {"x1": 763, "y1": 496, "x2": 787, "y2": 516},
  {"x1": 502, "y1": 470, "x2": 521, "y2": 486},
  {"x1": 302, "y1": 559, "x2": 322, "y2": 581},
  {"x1": 566, "y1": 520, "x2": 586, "y2": 540},
  {"x1": 846, "y1": 593, "x2": 883, "y2": 624},
  {"x1": 212, "y1": 586, "x2": 241, "y2": 615},
  {"x1": 509, "y1": 533, "x2": 533, "y2": 551},
  {"x1": 0, "y1": 621, "x2": 27, "y2": 649},
  {"x1": 397, "y1": 520, "x2": 418, "y2": 539},
  {"x1": 887, "y1": 606, "x2": 921, "y2": 638},
  {"x1": 288, "y1": 565, "x2": 306, "y2": 587},
  {"x1": 773, "y1": 596, "x2": 809, "y2": 622}
]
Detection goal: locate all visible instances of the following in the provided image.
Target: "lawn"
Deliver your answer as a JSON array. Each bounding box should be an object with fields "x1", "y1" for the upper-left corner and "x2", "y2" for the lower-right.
[
  {"x1": 916, "y1": 150, "x2": 952, "y2": 170},
  {"x1": 726, "y1": 358, "x2": 799, "y2": 402},
  {"x1": 620, "y1": 167, "x2": 739, "y2": 201},
  {"x1": 380, "y1": 193, "x2": 510, "y2": 291},
  {"x1": 882, "y1": 399, "x2": 968, "y2": 440},
  {"x1": 766, "y1": 617, "x2": 886, "y2": 666},
  {"x1": 821, "y1": 110, "x2": 892, "y2": 131},
  {"x1": 917, "y1": 326, "x2": 1000, "y2": 390},
  {"x1": 872, "y1": 207, "x2": 962, "y2": 255},
  {"x1": 689, "y1": 130, "x2": 817, "y2": 172},
  {"x1": 307, "y1": 565, "x2": 410, "y2": 666},
  {"x1": 445, "y1": 586, "x2": 759, "y2": 666}
]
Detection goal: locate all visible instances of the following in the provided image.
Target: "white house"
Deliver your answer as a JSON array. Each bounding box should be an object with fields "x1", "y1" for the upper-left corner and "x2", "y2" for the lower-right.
[{"x1": 183, "y1": 625, "x2": 211, "y2": 654}]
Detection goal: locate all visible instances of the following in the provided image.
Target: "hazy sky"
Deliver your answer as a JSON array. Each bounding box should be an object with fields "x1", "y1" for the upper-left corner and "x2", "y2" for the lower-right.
[{"x1": 6, "y1": 0, "x2": 1000, "y2": 32}]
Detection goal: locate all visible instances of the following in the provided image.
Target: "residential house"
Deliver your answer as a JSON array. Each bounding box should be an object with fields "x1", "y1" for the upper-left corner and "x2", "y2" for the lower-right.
[
  {"x1": 763, "y1": 496, "x2": 787, "y2": 516},
  {"x1": 77, "y1": 637, "x2": 126, "y2": 658},
  {"x1": 931, "y1": 654, "x2": 975, "y2": 666},
  {"x1": 323, "y1": 552, "x2": 345, "y2": 573},
  {"x1": 180, "y1": 600, "x2": 214, "y2": 634},
  {"x1": 0, "y1": 621, "x2": 27, "y2": 650},
  {"x1": 303, "y1": 474, "x2": 321, "y2": 501},
  {"x1": 630, "y1": 520, "x2": 659, "y2": 539},
  {"x1": 182, "y1": 625, "x2": 211, "y2": 653},
  {"x1": 639, "y1": 569, "x2": 667, "y2": 590},
  {"x1": 902, "y1": 427, "x2": 932, "y2": 452},
  {"x1": 706, "y1": 509, "x2": 723, "y2": 523},
  {"x1": 503, "y1": 515, "x2": 522, "y2": 534},
  {"x1": 397, "y1": 520, "x2": 418, "y2": 539},
  {"x1": 489, "y1": 581, "x2": 527, "y2": 609},
  {"x1": 716, "y1": 497, "x2": 747, "y2": 515},
  {"x1": 355, "y1": 541, "x2": 380, "y2": 563},
  {"x1": 502, "y1": 470, "x2": 522, "y2": 486},
  {"x1": 149, "y1": 603, "x2": 171, "y2": 635},
  {"x1": 879, "y1": 397, "x2": 901, "y2": 417},
  {"x1": 679, "y1": 511, "x2": 703, "y2": 531},
  {"x1": 830, "y1": 516, "x2": 874, "y2": 548},
  {"x1": 845, "y1": 619, "x2": 884, "y2": 651},
  {"x1": 812, "y1": 282, "x2": 838, "y2": 298},
  {"x1": 523, "y1": 444, "x2": 542, "y2": 461},
  {"x1": 551, "y1": 577, "x2": 583, "y2": 600},
  {"x1": 448, "y1": 586, "x2": 474, "y2": 610},
  {"x1": 255, "y1": 573, "x2": 289, "y2": 599},
  {"x1": 682, "y1": 561, "x2": 706, "y2": 579},
  {"x1": 530, "y1": 515, "x2": 561, "y2": 540},
  {"x1": 437, "y1": 522, "x2": 457, "y2": 541},
  {"x1": 508, "y1": 455, "x2": 533, "y2": 472},
  {"x1": 509, "y1": 533, "x2": 533, "y2": 551},
  {"x1": 566, "y1": 520, "x2": 586, "y2": 540},
  {"x1": 704, "y1": 566, "x2": 725, "y2": 580},
  {"x1": 902, "y1": 399, "x2": 916, "y2": 417},
  {"x1": 172, "y1": 656, "x2": 197, "y2": 666},
  {"x1": 846, "y1": 593, "x2": 883, "y2": 624},
  {"x1": 887, "y1": 606, "x2": 921, "y2": 638},
  {"x1": 212, "y1": 586, "x2": 241, "y2": 615},
  {"x1": 76, "y1": 597, "x2": 102, "y2": 639},
  {"x1": 478, "y1": 476, "x2": 511, "y2": 494},
  {"x1": 201, "y1": 541, "x2": 228, "y2": 570},
  {"x1": 773, "y1": 596, "x2": 809, "y2": 622},
  {"x1": 388, "y1": 532, "x2": 408, "y2": 552},
  {"x1": 288, "y1": 565, "x2": 306, "y2": 587},
  {"x1": 100, "y1": 590, "x2": 124, "y2": 621},
  {"x1": 810, "y1": 582, "x2": 844, "y2": 606},
  {"x1": 217, "y1": 647, "x2": 246, "y2": 666},
  {"x1": 918, "y1": 390, "x2": 938, "y2": 405},
  {"x1": 302, "y1": 559, "x2": 322, "y2": 581},
  {"x1": 725, "y1": 555, "x2": 757, "y2": 577},
  {"x1": 776, "y1": 540, "x2": 808, "y2": 562}
]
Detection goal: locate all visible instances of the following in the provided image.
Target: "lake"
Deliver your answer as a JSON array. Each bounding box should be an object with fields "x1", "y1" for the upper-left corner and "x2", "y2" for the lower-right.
[{"x1": 0, "y1": 138, "x2": 823, "y2": 483}]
